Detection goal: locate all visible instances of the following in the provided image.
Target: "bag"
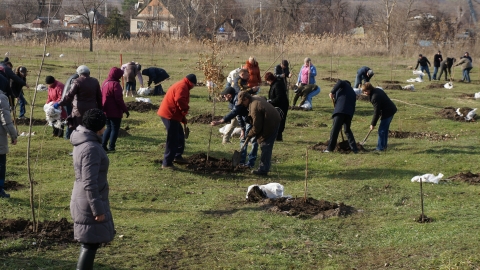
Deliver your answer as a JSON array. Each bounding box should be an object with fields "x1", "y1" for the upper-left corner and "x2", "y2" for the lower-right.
[{"x1": 227, "y1": 68, "x2": 241, "y2": 86}]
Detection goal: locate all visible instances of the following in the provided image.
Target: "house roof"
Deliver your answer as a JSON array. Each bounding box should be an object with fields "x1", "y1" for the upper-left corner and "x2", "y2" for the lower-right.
[
  {"x1": 32, "y1": 19, "x2": 45, "y2": 24},
  {"x1": 135, "y1": 0, "x2": 174, "y2": 19},
  {"x1": 68, "y1": 11, "x2": 107, "y2": 25}
]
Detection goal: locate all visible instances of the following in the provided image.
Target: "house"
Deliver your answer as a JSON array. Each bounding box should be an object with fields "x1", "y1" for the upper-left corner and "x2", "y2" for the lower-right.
[
  {"x1": 64, "y1": 11, "x2": 108, "y2": 37},
  {"x1": 130, "y1": 0, "x2": 180, "y2": 37},
  {"x1": 32, "y1": 19, "x2": 46, "y2": 29},
  {"x1": 215, "y1": 17, "x2": 248, "y2": 42}
]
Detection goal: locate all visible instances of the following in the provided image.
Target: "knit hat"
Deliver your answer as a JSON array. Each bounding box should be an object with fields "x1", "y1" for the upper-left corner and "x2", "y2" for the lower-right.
[
  {"x1": 221, "y1": 86, "x2": 235, "y2": 97},
  {"x1": 76, "y1": 65, "x2": 90, "y2": 75},
  {"x1": 82, "y1": 108, "x2": 106, "y2": 132},
  {"x1": 186, "y1": 74, "x2": 197, "y2": 85},
  {"x1": 18, "y1": 66, "x2": 27, "y2": 75},
  {"x1": 45, "y1": 76, "x2": 55, "y2": 84},
  {"x1": 236, "y1": 91, "x2": 251, "y2": 105}
]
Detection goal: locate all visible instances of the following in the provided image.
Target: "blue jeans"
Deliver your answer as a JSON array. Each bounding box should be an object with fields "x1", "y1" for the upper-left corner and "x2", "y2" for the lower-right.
[
  {"x1": 0, "y1": 154, "x2": 5, "y2": 189},
  {"x1": 161, "y1": 117, "x2": 185, "y2": 166},
  {"x1": 102, "y1": 118, "x2": 122, "y2": 151},
  {"x1": 17, "y1": 93, "x2": 26, "y2": 117},
  {"x1": 240, "y1": 124, "x2": 258, "y2": 167},
  {"x1": 257, "y1": 125, "x2": 279, "y2": 173},
  {"x1": 420, "y1": 65, "x2": 431, "y2": 80},
  {"x1": 125, "y1": 81, "x2": 136, "y2": 94},
  {"x1": 354, "y1": 74, "x2": 369, "y2": 88},
  {"x1": 432, "y1": 66, "x2": 439, "y2": 80},
  {"x1": 463, "y1": 67, "x2": 472, "y2": 82},
  {"x1": 306, "y1": 86, "x2": 320, "y2": 107},
  {"x1": 64, "y1": 105, "x2": 73, "y2": 139},
  {"x1": 377, "y1": 115, "x2": 394, "y2": 151}
]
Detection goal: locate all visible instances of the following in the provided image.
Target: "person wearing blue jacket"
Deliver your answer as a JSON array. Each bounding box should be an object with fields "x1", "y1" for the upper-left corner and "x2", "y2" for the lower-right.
[
  {"x1": 354, "y1": 66, "x2": 374, "y2": 88},
  {"x1": 325, "y1": 80, "x2": 359, "y2": 153},
  {"x1": 141, "y1": 67, "x2": 170, "y2": 95},
  {"x1": 297, "y1": 57, "x2": 317, "y2": 86}
]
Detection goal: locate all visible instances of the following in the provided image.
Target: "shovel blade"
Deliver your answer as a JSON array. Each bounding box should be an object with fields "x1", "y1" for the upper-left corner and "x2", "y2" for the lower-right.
[
  {"x1": 338, "y1": 140, "x2": 350, "y2": 151},
  {"x1": 232, "y1": 150, "x2": 241, "y2": 167}
]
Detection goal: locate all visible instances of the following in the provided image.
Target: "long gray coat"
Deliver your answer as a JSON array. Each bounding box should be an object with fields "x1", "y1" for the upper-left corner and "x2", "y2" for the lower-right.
[
  {"x1": 0, "y1": 90, "x2": 17, "y2": 155},
  {"x1": 70, "y1": 125, "x2": 114, "y2": 243}
]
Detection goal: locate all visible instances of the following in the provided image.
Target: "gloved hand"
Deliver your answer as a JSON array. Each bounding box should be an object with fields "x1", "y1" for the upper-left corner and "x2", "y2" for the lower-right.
[
  {"x1": 125, "y1": 111, "x2": 130, "y2": 118},
  {"x1": 53, "y1": 103, "x2": 59, "y2": 109}
]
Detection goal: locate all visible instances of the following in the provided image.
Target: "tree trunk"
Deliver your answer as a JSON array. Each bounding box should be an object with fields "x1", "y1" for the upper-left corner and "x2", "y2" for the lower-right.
[{"x1": 89, "y1": 30, "x2": 93, "y2": 52}]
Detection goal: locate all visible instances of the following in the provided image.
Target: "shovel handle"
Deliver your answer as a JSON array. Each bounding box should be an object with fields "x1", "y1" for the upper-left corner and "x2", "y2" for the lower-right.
[{"x1": 361, "y1": 129, "x2": 373, "y2": 145}]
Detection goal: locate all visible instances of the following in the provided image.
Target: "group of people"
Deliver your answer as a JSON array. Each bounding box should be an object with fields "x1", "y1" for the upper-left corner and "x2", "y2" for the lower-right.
[{"x1": 416, "y1": 51, "x2": 473, "y2": 83}]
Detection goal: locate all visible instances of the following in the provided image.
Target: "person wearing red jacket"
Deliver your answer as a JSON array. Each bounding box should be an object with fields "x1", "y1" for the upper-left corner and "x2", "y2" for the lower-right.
[
  {"x1": 243, "y1": 56, "x2": 261, "y2": 88},
  {"x1": 101, "y1": 67, "x2": 129, "y2": 152},
  {"x1": 46, "y1": 76, "x2": 66, "y2": 137},
  {"x1": 157, "y1": 74, "x2": 196, "y2": 169}
]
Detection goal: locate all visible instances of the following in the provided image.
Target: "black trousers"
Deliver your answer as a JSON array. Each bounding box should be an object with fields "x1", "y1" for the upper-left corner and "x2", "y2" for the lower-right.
[{"x1": 327, "y1": 113, "x2": 358, "y2": 152}]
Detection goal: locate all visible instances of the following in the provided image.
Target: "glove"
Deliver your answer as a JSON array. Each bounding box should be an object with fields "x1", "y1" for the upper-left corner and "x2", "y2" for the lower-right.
[
  {"x1": 125, "y1": 111, "x2": 130, "y2": 118},
  {"x1": 53, "y1": 103, "x2": 59, "y2": 109}
]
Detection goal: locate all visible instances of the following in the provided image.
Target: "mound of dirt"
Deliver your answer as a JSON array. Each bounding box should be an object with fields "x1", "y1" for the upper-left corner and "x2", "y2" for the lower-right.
[
  {"x1": 15, "y1": 118, "x2": 47, "y2": 126},
  {"x1": 426, "y1": 83, "x2": 445, "y2": 89},
  {"x1": 246, "y1": 186, "x2": 267, "y2": 202},
  {"x1": 0, "y1": 218, "x2": 75, "y2": 251},
  {"x1": 184, "y1": 153, "x2": 248, "y2": 175},
  {"x1": 125, "y1": 101, "x2": 159, "y2": 113},
  {"x1": 118, "y1": 128, "x2": 131, "y2": 137},
  {"x1": 310, "y1": 141, "x2": 366, "y2": 153},
  {"x1": 294, "y1": 123, "x2": 309, "y2": 127},
  {"x1": 357, "y1": 95, "x2": 370, "y2": 102},
  {"x1": 4, "y1": 180, "x2": 26, "y2": 191},
  {"x1": 256, "y1": 197, "x2": 356, "y2": 219},
  {"x1": 382, "y1": 80, "x2": 401, "y2": 84},
  {"x1": 436, "y1": 107, "x2": 474, "y2": 122},
  {"x1": 383, "y1": 84, "x2": 403, "y2": 90},
  {"x1": 388, "y1": 130, "x2": 452, "y2": 141},
  {"x1": 189, "y1": 113, "x2": 223, "y2": 124},
  {"x1": 322, "y1": 77, "x2": 338, "y2": 82},
  {"x1": 458, "y1": 93, "x2": 475, "y2": 99},
  {"x1": 448, "y1": 171, "x2": 480, "y2": 184}
]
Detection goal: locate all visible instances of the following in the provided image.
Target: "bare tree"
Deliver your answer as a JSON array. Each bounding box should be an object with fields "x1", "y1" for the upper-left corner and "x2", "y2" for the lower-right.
[
  {"x1": 375, "y1": 0, "x2": 397, "y2": 52},
  {"x1": 11, "y1": 0, "x2": 38, "y2": 23},
  {"x1": 268, "y1": 0, "x2": 308, "y2": 32},
  {"x1": 241, "y1": 6, "x2": 270, "y2": 44},
  {"x1": 352, "y1": 2, "x2": 369, "y2": 27},
  {"x1": 69, "y1": 0, "x2": 106, "y2": 52},
  {"x1": 319, "y1": 0, "x2": 350, "y2": 34},
  {"x1": 178, "y1": 0, "x2": 201, "y2": 37}
]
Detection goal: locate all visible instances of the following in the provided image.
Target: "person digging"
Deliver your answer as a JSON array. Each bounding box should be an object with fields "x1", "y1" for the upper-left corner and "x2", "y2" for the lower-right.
[{"x1": 291, "y1": 84, "x2": 320, "y2": 111}]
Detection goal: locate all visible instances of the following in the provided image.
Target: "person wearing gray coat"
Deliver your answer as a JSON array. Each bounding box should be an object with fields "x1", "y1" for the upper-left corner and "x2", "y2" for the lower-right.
[
  {"x1": 70, "y1": 108, "x2": 114, "y2": 269},
  {"x1": 0, "y1": 87, "x2": 18, "y2": 198}
]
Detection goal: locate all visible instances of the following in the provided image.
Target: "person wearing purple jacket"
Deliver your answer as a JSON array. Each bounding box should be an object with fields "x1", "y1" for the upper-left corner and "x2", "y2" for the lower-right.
[{"x1": 101, "y1": 67, "x2": 129, "y2": 152}]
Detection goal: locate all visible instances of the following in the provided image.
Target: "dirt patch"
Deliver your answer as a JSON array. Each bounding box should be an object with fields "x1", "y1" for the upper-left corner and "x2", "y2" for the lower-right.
[
  {"x1": 357, "y1": 95, "x2": 370, "y2": 102},
  {"x1": 294, "y1": 122, "x2": 309, "y2": 127},
  {"x1": 289, "y1": 106, "x2": 309, "y2": 111},
  {"x1": 189, "y1": 113, "x2": 223, "y2": 124},
  {"x1": 322, "y1": 77, "x2": 338, "y2": 82},
  {"x1": 382, "y1": 80, "x2": 401, "y2": 84},
  {"x1": 15, "y1": 118, "x2": 47, "y2": 126},
  {"x1": 183, "y1": 153, "x2": 248, "y2": 175},
  {"x1": 426, "y1": 83, "x2": 445, "y2": 89},
  {"x1": 125, "y1": 101, "x2": 159, "y2": 113},
  {"x1": 250, "y1": 197, "x2": 355, "y2": 219},
  {"x1": 0, "y1": 218, "x2": 75, "y2": 253},
  {"x1": 458, "y1": 93, "x2": 475, "y2": 99},
  {"x1": 118, "y1": 127, "x2": 131, "y2": 137},
  {"x1": 383, "y1": 84, "x2": 403, "y2": 90},
  {"x1": 436, "y1": 107, "x2": 475, "y2": 122},
  {"x1": 448, "y1": 171, "x2": 480, "y2": 184},
  {"x1": 388, "y1": 130, "x2": 452, "y2": 141},
  {"x1": 4, "y1": 180, "x2": 26, "y2": 191},
  {"x1": 310, "y1": 141, "x2": 366, "y2": 153}
]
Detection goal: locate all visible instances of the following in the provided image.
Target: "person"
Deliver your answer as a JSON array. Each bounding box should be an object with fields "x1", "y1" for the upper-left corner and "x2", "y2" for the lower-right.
[
  {"x1": 121, "y1": 61, "x2": 143, "y2": 97},
  {"x1": 297, "y1": 57, "x2": 317, "y2": 86},
  {"x1": 354, "y1": 66, "x2": 374, "y2": 88},
  {"x1": 266, "y1": 72, "x2": 288, "y2": 141},
  {"x1": 62, "y1": 74, "x2": 79, "y2": 139},
  {"x1": 141, "y1": 67, "x2": 170, "y2": 96},
  {"x1": 432, "y1": 51, "x2": 443, "y2": 80},
  {"x1": 212, "y1": 87, "x2": 241, "y2": 144},
  {"x1": 325, "y1": 80, "x2": 359, "y2": 153},
  {"x1": 45, "y1": 76, "x2": 66, "y2": 138},
  {"x1": 437, "y1": 57, "x2": 456, "y2": 81},
  {"x1": 70, "y1": 108, "x2": 114, "y2": 270},
  {"x1": 237, "y1": 91, "x2": 281, "y2": 176},
  {"x1": 361, "y1": 82, "x2": 397, "y2": 152},
  {"x1": 232, "y1": 68, "x2": 259, "y2": 95},
  {"x1": 291, "y1": 84, "x2": 320, "y2": 110},
  {"x1": 157, "y1": 74, "x2": 196, "y2": 169},
  {"x1": 463, "y1": 52, "x2": 472, "y2": 63},
  {"x1": 274, "y1": 60, "x2": 292, "y2": 91},
  {"x1": 56, "y1": 65, "x2": 102, "y2": 130},
  {"x1": 0, "y1": 77, "x2": 17, "y2": 198},
  {"x1": 243, "y1": 56, "x2": 262, "y2": 89},
  {"x1": 0, "y1": 57, "x2": 28, "y2": 99},
  {"x1": 11, "y1": 67, "x2": 27, "y2": 119},
  {"x1": 225, "y1": 67, "x2": 241, "y2": 89},
  {"x1": 455, "y1": 56, "x2": 473, "y2": 83},
  {"x1": 415, "y1": 54, "x2": 432, "y2": 81},
  {"x1": 101, "y1": 67, "x2": 130, "y2": 152}
]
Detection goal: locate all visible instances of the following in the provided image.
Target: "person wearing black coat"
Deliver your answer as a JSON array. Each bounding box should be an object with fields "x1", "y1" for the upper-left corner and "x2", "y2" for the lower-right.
[
  {"x1": 265, "y1": 72, "x2": 289, "y2": 141},
  {"x1": 141, "y1": 67, "x2": 170, "y2": 95},
  {"x1": 414, "y1": 54, "x2": 432, "y2": 81},
  {"x1": 437, "y1": 57, "x2": 456, "y2": 81},
  {"x1": 0, "y1": 58, "x2": 27, "y2": 98},
  {"x1": 432, "y1": 51, "x2": 443, "y2": 80},
  {"x1": 274, "y1": 60, "x2": 291, "y2": 90},
  {"x1": 361, "y1": 82, "x2": 397, "y2": 151},
  {"x1": 325, "y1": 80, "x2": 358, "y2": 153}
]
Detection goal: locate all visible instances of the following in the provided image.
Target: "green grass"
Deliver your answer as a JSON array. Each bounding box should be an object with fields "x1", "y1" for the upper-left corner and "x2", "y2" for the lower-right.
[{"x1": 1, "y1": 42, "x2": 480, "y2": 269}]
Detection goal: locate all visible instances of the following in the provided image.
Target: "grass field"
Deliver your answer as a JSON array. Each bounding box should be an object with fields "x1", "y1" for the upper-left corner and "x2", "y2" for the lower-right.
[{"x1": 1, "y1": 39, "x2": 480, "y2": 269}]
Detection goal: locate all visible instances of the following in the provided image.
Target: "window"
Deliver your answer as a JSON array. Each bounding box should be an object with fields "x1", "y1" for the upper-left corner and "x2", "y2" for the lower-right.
[{"x1": 137, "y1": 21, "x2": 144, "y2": 29}]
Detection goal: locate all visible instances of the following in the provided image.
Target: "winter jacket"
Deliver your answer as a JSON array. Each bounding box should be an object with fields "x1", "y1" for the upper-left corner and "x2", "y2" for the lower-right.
[
  {"x1": 102, "y1": 67, "x2": 128, "y2": 119},
  {"x1": 59, "y1": 75, "x2": 102, "y2": 118},
  {"x1": 62, "y1": 74, "x2": 79, "y2": 100},
  {"x1": 368, "y1": 88, "x2": 397, "y2": 126},
  {"x1": 0, "y1": 89, "x2": 17, "y2": 155},
  {"x1": 70, "y1": 125, "x2": 114, "y2": 244},
  {"x1": 330, "y1": 80, "x2": 356, "y2": 117},
  {"x1": 46, "y1": 80, "x2": 67, "y2": 119},
  {"x1": 11, "y1": 74, "x2": 26, "y2": 98},
  {"x1": 246, "y1": 96, "x2": 281, "y2": 144},
  {"x1": 455, "y1": 57, "x2": 473, "y2": 70},
  {"x1": 415, "y1": 56, "x2": 431, "y2": 69},
  {"x1": 268, "y1": 79, "x2": 289, "y2": 109},
  {"x1": 274, "y1": 64, "x2": 290, "y2": 80},
  {"x1": 141, "y1": 67, "x2": 169, "y2": 86},
  {"x1": 292, "y1": 84, "x2": 318, "y2": 106},
  {"x1": 243, "y1": 60, "x2": 261, "y2": 88},
  {"x1": 433, "y1": 53, "x2": 443, "y2": 67},
  {"x1": 223, "y1": 94, "x2": 248, "y2": 124},
  {"x1": 297, "y1": 64, "x2": 317, "y2": 85},
  {"x1": 0, "y1": 63, "x2": 25, "y2": 98},
  {"x1": 157, "y1": 77, "x2": 193, "y2": 123}
]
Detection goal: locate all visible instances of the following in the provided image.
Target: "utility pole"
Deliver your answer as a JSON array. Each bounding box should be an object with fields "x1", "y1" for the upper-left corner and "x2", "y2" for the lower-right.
[{"x1": 260, "y1": 1, "x2": 262, "y2": 26}]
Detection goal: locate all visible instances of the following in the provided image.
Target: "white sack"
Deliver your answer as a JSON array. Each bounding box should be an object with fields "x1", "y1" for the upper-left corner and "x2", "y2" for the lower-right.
[
  {"x1": 218, "y1": 124, "x2": 241, "y2": 137},
  {"x1": 411, "y1": 173, "x2": 444, "y2": 184},
  {"x1": 444, "y1": 82, "x2": 453, "y2": 89},
  {"x1": 246, "y1": 183, "x2": 291, "y2": 199},
  {"x1": 465, "y1": 108, "x2": 477, "y2": 121},
  {"x1": 402, "y1": 84, "x2": 415, "y2": 91},
  {"x1": 43, "y1": 102, "x2": 63, "y2": 129},
  {"x1": 300, "y1": 100, "x2": 312, "y2": 110},
  {"x1": 37, "y1": 84, "x2": 48, "y2": 91},
  {"x1": 353, "y1": 88, "x2": 362, "y2": 95},
  {"x1": 137, "y1": 87, "x2": 151, "y2": 96},
  {"x1": 413, "y1": 70, "x2": 425, "y2": 76},
  {"x1": 474, "y1": 92, "x2": 480, "y2": 99},
  {"x1": 135, "y1": 97, "x2": 152, "y2": 103}
]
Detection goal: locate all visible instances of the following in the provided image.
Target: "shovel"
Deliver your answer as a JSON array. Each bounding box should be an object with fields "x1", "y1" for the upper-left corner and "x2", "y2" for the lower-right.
[
  {"x1": 184, "y1": 123, "x2": 190, "y2": 139},
  {"x1": 360, "y1": 129, "x2": 373, "y2": 146},
  {"x1": 331, "y1": 98, "x2": 350, "y2": 150},
  {"x1": 232, "y1": 139, "x2": 248, "y2": 167}
]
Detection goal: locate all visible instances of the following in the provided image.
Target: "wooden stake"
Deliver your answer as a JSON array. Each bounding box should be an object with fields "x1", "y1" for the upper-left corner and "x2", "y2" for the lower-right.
[
  {"x1": 420, "y1": 177, "x2": 425, "y2": 222},
  {"x1": 304, "y1": 147, "x2": 308, "y2": 202},
  {"x1": 120, "y1": 54, "x2": 124, "y2": 89}
]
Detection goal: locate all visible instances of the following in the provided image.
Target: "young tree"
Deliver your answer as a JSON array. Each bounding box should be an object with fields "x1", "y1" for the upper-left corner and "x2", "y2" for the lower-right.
[
  {"x1": 69, "y1": 0, "x2": 106, "y2": 51},
  {"x1": 241, "y1": 6, "x2": 270, "y2": 44},
  {"x1": 105, "y1": 7, "x2": 128, "y2": 38},
  {"x1": 11, "y1": 0, "x2": 38, "y2": 23}
]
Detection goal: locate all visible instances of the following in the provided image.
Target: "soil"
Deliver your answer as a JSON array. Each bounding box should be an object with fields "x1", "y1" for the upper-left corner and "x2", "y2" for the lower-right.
[
  {"x1": 357, "y1": 95, "x2": 370, "y2": 102},
  {"x1": 182, "y1": 153, "x2": 249, "y2": 175},
  {"x1": 289, "y1": 106, "x2": 310, "y2": 111},
  {"x1": 458, "y1": 93, "x2": 475, "y2": 99},
  {"x1": 310, "y1": 141, "x2": 366, "y2": 153},
  {"x1": 436, "y1": 107, "x2": 475, "y2": 122},
  {"x1": 294, "y1": 122, "x2": 328, "y2": 128},
  {"x1": 382, "y1": 80, "x2": 401, "y2": 84},
  {"x1": 248, "y1": 196, "x2": 356, "y2": 219},
  {"x1": 448, "y1": 171, "x2": 480, "y2": 184},
  {"x1": 426, "y1": 83, "x2": 446, "y2": 89},
  {"x1": 4, "y1": 180, "x2": 26, "y2": 191},
  {"x1": 0, "y1": 218, "x2": 75, "y2": 253},
  {"x1": 383, "y1": 84, "x2": 403, "y2": 90},
  {"x1": 388, "y1": 130, "x2": 452, "y2": 141},
  {"x1": 415, "y1": 214, "x2": 432, "y2": 223},
  {"x1": 189, "y1": 113, "x2": 223, "y2": 124},
  {"x1": 15, "y1": 118, "x2": 48, "y2": 126},
  {"x1": 322, "y1": 77, "x2": 338, "y2": 82},
  {"x1": 118, "y1": 127, "x2": 131, "y2": 137},
  {"x1": 125, "y1": 101, "x2": 159, "y2": 113}
]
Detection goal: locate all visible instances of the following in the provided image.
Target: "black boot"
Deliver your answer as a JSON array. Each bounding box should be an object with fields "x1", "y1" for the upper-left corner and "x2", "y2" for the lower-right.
[{"x1": 76, "y1": 243, "x2": 99, "y2": 270}]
